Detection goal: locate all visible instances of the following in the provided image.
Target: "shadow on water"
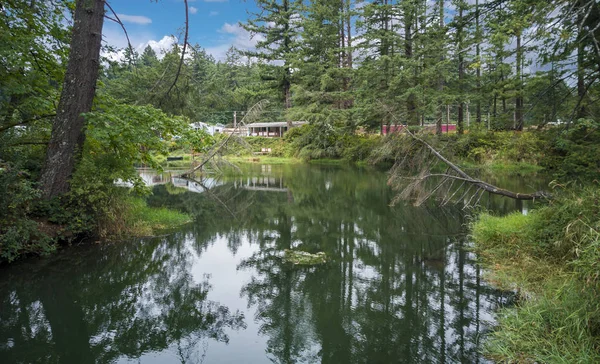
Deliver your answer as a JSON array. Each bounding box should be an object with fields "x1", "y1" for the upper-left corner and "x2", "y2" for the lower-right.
[{"x1": 0, "y1": 164, "x2": 542, "y2": 363}]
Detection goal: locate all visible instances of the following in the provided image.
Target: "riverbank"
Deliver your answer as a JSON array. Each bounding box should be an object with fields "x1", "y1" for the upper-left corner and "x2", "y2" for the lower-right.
[
  {"x1": 471, "y1": 186, "x2": 600, "y2": 362},
  {"x1": 0, "y1": 188, "x2": 191, "y2": 264},
  {"x1": 160, "y1": 129, "x2": 548, "y2": 175}
]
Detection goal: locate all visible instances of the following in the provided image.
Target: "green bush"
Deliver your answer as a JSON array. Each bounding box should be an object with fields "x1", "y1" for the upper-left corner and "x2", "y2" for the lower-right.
[
  {"x1": 541, "y1": 119, "x2": 600, "y2": 181},
  {"x1": 0, "y1": 163, "x2": 55, "y2": 262}
]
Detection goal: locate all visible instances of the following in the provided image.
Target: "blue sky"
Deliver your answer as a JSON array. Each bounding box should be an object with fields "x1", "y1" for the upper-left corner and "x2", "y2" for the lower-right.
[{"x1": 104, "y1": 0, "x2": 260, "y2": 61}]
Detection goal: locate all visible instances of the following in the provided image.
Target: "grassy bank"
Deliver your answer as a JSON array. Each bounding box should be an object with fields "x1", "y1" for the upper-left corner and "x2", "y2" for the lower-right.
[
  {"x1": 225, "y1": 156, "x2": 303, "y2": 165},
  {"x1": 471, "y1": 186, "x2": 600, "y2": 362},
  {"x1": 0, "y1": 187, "x2": 191, "y2": 263},
  {"x1": 166, "y1": 127, "x2": 554, "y2": 174},
  {"x1": 114, "y1": 197, "x2": 191, "y2": 238}
]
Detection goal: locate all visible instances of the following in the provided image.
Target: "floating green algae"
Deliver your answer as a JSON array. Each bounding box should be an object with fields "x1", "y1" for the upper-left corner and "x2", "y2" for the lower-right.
[{"x1": 283, "y1": 249, "x2": 327, "y2": 265}]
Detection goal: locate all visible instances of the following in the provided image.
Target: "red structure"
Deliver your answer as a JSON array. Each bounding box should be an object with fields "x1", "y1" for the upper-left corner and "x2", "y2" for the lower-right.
[{"x1": 382, "y1": 124, "x2": 457, "y2": 135}]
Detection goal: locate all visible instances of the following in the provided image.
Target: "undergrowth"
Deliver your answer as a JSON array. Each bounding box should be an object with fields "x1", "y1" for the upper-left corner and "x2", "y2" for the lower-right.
[{"x1": 471, "y1": 185, "x2": 600, "y2": 363}]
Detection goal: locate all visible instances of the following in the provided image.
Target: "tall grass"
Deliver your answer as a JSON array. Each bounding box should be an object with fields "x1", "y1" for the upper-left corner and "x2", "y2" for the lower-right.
[
  {"x1": 98, "y1": 195, "x2": 191, "y2": 238},
  {"x1": 472, "y1": 185, "x2": 600, "y2": 362}
]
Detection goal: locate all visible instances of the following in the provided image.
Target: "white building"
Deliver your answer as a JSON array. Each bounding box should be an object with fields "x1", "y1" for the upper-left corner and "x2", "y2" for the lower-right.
[
  {"x1": 190, "y1": 122, "x2": 224, "y2": 136},
  {"x1": 246, "y1": 121, "x2": 307, "y2": 137}
]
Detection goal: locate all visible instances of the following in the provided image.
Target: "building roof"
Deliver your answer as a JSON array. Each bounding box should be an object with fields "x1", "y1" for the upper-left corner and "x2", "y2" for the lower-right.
[{"x1": 246, "y1": 121, "x2": 307, "y2": 128}]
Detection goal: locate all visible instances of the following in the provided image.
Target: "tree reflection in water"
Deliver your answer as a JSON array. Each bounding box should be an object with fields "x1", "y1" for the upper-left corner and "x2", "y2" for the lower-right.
[
  {"x1": 0, "y1": 233, "x2": 246, "y2": 363},
  {"x1": 148, "y1": 164, "x2": 520, "y2": 363},
  {"x1": 0, "y1": 164, "x2": 528, "y2": 363}
]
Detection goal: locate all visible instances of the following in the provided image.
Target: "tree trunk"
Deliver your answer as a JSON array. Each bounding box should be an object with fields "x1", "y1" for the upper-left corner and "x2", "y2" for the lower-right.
[
  {"x1": 283, "y1": 0, "x2": 292, "y2": 128},
  {"x1": 457, "y1": 3, "x2": 464, "y2": 134},
  {"x1": 40, "y1": 0, "x2": 105, "y2": 199},
  {"x1": 515, "y1": 31, "x2": 524, "y2": 130},
  {"x1": 436, "y1": 0, "x2": 444, "y2": 135},
  {"x1": 405, "y1": 5, "x2": 417, "y2": 125},
  {"x1": 475, "y1": 0, "x2": 481, "y2": 123},
  {"x1": 577, "y1": 32, "x2": 586, "y2": 119}
]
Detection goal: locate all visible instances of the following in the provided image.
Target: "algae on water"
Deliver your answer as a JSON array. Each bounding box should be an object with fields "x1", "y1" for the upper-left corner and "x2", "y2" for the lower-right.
[{"x1": 283, "y1": 249, "x2": 327, "y2": 265}]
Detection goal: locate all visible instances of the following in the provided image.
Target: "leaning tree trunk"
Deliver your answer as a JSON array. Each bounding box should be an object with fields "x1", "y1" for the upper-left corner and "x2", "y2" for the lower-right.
[{"x1": 40, "y1": 0, "x2": 105, "y2": 199}]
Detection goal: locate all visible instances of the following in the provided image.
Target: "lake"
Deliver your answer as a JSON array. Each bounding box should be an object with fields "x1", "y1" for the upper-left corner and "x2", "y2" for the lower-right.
[{"x1": 0, "y1": 163, "x2": 540, "y2": 363}]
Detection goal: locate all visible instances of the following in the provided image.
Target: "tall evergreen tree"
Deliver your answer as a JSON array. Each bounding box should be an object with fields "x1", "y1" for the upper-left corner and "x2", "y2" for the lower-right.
[{"x1": 241, "y1": 0, "x2": 302, "y2": 125}]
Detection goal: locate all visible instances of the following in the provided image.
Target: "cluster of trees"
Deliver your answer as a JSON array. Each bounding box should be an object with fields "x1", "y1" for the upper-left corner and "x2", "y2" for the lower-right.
[
  {"x1": 243, "y1": 0, "x2": 599, "y2": 132},
  {"x1": 1, "y1": 0, "x2": 598, "y2": 260},
  {"x1": 0, "y1": 0, "x2": 216, "y2": 260}
]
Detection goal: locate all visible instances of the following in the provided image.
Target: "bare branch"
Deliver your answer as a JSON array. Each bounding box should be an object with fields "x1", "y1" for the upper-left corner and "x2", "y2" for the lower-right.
[
  {"x1": 378, "y1": 101, "x2": 551, "y2": 205},
  {"x1": 105, "y1": 2, "x2": 136, "y2": 67},
  {"x1": 162, "y1": 0, "x2": 189, "y2": 101},
  {"x1": 0, "y1": 114, "x2": 56, "y2": 133},
  {"x1": 180, "y1": 100, "x2": 269, "y2": 178}
]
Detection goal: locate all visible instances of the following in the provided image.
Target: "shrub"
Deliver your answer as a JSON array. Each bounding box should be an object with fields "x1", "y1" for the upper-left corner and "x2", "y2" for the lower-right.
[
  {"x1": 541, "y1": 119, "x2": 600, "y2": 182},
  {"x1": 0, "y1": 163, "x2": 55, "y2": 262}
]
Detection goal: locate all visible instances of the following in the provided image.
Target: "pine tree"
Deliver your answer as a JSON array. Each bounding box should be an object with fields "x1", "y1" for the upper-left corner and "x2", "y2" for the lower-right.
[{"x1": 241, "y1": 0, "x2": 302, "y2": 125}]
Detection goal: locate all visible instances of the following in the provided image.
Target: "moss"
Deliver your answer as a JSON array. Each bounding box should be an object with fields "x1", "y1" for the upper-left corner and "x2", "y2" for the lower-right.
[{"x1": 283, "y1": 249, "x2": 327, "y2": 265}]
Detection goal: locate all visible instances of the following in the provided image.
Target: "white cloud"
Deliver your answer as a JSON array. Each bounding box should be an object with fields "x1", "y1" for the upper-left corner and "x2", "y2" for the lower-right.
[
  {"x1": 103, "y1": 29, "x2": 178, "y2": 62},
  {"x1": 142, "y1": 35, "x2": 179, "y2": 57},
  {"x1": 116, "y1": 14, "x2": 152, "y2": 25},
  {"x1": 204, "y1": 0, "x2": 228, "y2": 3},
  {"x1": 189, "y1": 6, "x2": 198, "y2": 14},
  {"x1": 209, "y1": 11, "x2": 219, "y2": 16},
  {"x1": 204, "y1": 23, "x2": 263, "y2": 61}
]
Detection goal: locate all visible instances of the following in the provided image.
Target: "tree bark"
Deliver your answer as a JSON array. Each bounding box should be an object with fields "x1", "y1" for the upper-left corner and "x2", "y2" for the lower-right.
[
  {"x1": 515, "y1": 30, "x2": 524, "y2": 130},
  {"x1": 577, "y1": 27, "x2": 586, "y2": 119},
  {"x1": 457, "y1": 3, "x2": 464, "y2": 134},
  {"x1": 40, "y1": 0, "x2": 105, "y2": 199},
  {"x1": 475, "y1": 0, "x2": 482, "y2": 123},
  {"x1": 436, "y1": 0, "x2": 444, "y2": 134},
  {"x1": 405, "y1": 4, "x2": 416, "y2": 125},
  {"x1": 283, "y1": 0, "x2": 293, "y2": 128}
]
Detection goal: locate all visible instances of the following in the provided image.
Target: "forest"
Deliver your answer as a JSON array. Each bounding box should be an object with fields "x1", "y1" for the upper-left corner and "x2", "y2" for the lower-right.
[{"x1": 0, "y1": 0, "x2": 599, "y2": 362}]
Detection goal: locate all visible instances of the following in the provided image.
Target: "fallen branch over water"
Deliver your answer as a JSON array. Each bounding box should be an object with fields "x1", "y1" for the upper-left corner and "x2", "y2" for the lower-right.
[
  {"x1": 179, "y1": 100, "x2": 268, "y2": 178},
  {"x1": 405, "y1": 130, "x2": 551, "y2": 201},
  {"x1": 380, "y1": 102, "x2": 551, "y2": 206}
]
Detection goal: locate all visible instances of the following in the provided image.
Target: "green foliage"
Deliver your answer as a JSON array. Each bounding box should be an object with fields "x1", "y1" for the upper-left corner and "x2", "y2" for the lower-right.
[
  {"x1": 471, "y1": 185, "x2": 600, "y2": 362},
  {"x1": 541, "y1": 119, "x2": 600, "y2": 181},
  {"x1": 0, "y1": 163, "x2": 54, "y2": 262},
  {"x1": 285, "y1": 123, "x2": 378, "y2": 162},
  {"x1": 85, "y1": 98, "x2": 191, "y2": 172},
  {"x1": 55, "y1": 99, "x2": 197, "y2": 238},
  {"x1": 450, "y1": 130, "x2": 545, "y2": 164}
]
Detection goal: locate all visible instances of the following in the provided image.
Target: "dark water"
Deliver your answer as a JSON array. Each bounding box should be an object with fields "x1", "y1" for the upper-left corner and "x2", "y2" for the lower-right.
[{"x1": 0, "y1": 164, "x2": 541, "y2": 364}]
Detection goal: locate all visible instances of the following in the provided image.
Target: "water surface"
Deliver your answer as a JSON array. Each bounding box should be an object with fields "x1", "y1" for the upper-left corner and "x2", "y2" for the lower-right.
[{"x1": 0, "y1": 164, "x2": 535, "y2": 363}]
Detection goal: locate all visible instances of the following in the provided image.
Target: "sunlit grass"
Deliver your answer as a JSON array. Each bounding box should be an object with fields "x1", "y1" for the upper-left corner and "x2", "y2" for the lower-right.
[
  {"x1": 100, "y1": 196, "x2": 191, "y2": 238},
  {"x1": 225, "y1": 156, "x2": 303, "y2": 164}
]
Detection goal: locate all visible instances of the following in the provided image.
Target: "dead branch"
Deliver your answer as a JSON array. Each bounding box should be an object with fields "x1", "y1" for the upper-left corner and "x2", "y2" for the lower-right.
[
  {"x1": 162, "y1": 0, "x2": 189, "y2": 101},
  {"x1": 182, "y1": 176, "x2": 238, "y2": 220},
  {"x1": 405, "y1": 129, "x2": 550, "y2": 200},
  {"x1": 105, "y1": 2, "x2": 136, "y2": 68},
  {"x1": 180, "y1": 100, "x2": 269, "y2": 178},
  {"x1": 378, "y1": 101, "x2": 550, "y2": 206}
]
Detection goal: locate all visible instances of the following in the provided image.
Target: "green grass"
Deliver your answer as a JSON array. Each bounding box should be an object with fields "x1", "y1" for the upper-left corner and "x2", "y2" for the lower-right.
[
  {"x1": 460, "y1": 161, "x2": 543, "y2": 175},
  {"x1": 122, "y1": 198, "x2": 191, "y2": 237},
  {"x1": 485, "y1": 281, "x2": 600, "y2": 364},
  {"x1": 225, "y1": 156, "x2": 303, "y2": 164},
  {"x1": 471, "y1": 191, "x2": 600, "y2": 363}
]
